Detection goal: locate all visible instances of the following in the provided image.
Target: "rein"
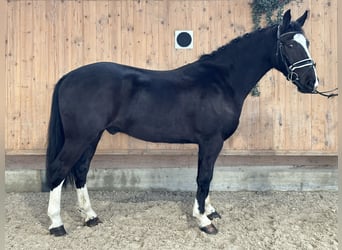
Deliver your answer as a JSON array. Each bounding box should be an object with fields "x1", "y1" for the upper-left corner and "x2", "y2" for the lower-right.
[{"x1": 313, "y1": 88, "x2": 338, "y2": 98}]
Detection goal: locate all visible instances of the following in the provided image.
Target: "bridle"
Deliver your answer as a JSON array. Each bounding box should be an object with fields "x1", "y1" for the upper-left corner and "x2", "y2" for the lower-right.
[
  {"x1": 276, "y1": 26, "x2": 316, "y2": 86},
  {"x1": 276, "y1": 25, "x2": 338, "y2": 98}
]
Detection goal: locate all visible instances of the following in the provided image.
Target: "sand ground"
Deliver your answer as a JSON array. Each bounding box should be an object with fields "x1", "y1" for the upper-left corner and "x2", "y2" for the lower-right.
[{"x1": 5, "y1": 190, "x2": 337, "y2": 250}]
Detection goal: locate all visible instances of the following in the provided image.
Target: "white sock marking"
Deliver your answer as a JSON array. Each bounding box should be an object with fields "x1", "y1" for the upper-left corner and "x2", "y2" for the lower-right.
[
  {"x1": 76, "y1": 184, "x2": 97, "y2": 222},
  {"x1": 47, "y1": 180, "x2": 64, "y2": 229},
  {"x1": 204, "y1": 196, "x2": 216, "y2": 215},
  {"x1": 192, "y1": 196, "x2": 217, "y2": 228}
]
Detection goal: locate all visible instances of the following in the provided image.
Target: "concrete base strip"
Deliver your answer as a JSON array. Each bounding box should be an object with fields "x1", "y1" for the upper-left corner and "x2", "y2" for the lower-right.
[{"x1": 5, "y1": 166, "x2": 337, "y2": 192}]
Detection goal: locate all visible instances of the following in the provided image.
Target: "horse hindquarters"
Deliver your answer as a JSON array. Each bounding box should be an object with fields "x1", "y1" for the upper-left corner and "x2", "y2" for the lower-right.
[{"x1": 46, "y1": 79, "x2": 104, "y2": 236}]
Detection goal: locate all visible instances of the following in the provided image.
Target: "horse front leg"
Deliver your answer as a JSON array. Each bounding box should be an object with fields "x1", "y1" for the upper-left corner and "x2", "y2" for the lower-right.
[{"x1": 193, "y1": 138, "x2": 223, "y2": 234}]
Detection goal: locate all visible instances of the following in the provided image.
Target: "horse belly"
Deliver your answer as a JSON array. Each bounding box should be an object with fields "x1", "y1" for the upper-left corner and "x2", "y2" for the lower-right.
[{"x1": 117, "y1": 110, "x2": 196, "y2": 143}]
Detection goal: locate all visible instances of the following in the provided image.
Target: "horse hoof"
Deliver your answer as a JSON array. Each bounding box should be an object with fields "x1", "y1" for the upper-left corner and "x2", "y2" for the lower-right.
[
  {"x1": 85, "y1": 217, "x2": 102, "y2": 227},
  {"x1": 49, "y1": 225, "x2": 67, "y2": 237},
  {"x1": 207, "y1": 211, "x2": 222, "y2": 220},
  {"x1": 200, "y1": 224, "x2": 218, "y2": 235}
]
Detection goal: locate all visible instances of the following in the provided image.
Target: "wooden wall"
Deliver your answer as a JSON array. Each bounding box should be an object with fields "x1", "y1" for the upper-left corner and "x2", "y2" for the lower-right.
[{"x1": 5, "y1": 0, "x2": 338, "y2": 156}]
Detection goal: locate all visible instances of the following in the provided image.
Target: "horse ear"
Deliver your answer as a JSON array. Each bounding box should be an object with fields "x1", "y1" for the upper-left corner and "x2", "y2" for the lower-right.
[
  {"x1": 281, "y1": 9, "x2": 291, "y2": 28},
  {"x1": 296, "y1": 10, "x2": 308, "y2": 27}
]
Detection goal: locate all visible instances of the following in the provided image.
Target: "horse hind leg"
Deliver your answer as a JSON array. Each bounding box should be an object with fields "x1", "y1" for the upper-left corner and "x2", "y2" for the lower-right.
[
  {"x1": 47, "y1": 138, "x2": 92, "y2": 236},
  {"x1": 73, "y1": 134, "x2": 103, "y2": 227},
  {"x1": 48, "y1": 180, "x2": 67, "y2": 236}
]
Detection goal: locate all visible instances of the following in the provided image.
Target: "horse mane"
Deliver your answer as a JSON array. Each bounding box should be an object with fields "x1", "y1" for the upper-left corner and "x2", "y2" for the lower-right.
[{"x1": 198, "y1": 22, "x2": 303, "y2": 61}]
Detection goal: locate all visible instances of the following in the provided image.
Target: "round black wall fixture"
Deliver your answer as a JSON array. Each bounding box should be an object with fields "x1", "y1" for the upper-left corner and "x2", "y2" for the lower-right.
[{"x1": 175, "y1": 30, "x2": 193, "y2": 49}]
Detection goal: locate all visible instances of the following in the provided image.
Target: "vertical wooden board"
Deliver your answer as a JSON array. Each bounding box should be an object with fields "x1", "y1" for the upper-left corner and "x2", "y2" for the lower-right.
[
  {"x1": 31, "y1": 0, "x2": 49, "y2": 149},
  {"x1": 95, "y1": 0, "x2": 110, "y2": 62},
  {"x1": 206, "y1": 0, "x2": 222, "y2": 52},
  {"x1": 169, "y1": 0, "x2": 187, "y2": 68},
  {"x1": 132, "y1": 0, "x2": 147, "y2": 68},
  {"x1": 272, "y1": 70, "x2": 286, "y2": 151},
  {"x1": 69, "y1": 0, "x2": 83, "y2": 69},
  {"x1": 181, "y1": 1, "x2": 198, "y2": 65},
  {"x1": 319, "y1": 0, "x2": 338, "y2": 152},
  {"x1": 83, "y1": 1, "x2": 97, "y2": 64},
  {"x1": 57, "y1": 1, "x2": 70, "y2": 75},
  {"x1": 145, "y1": 0, "x2": 159, "y2": 69},
  {"x1": 46, "y1": 0, "x2": 59, "y2": 84},
  {"x1": 6, "y1": 0, "x2": 21, "y2": 151},
  {"x1": 284, "y1": 76, "x2": 300, "y2": 151},
  {"x1": 19, "y1": 0, "x2": 34, "y2": 150},
  {"x1": 258, "y1": 70, "x2": 275, "y2": 151},
  {"x1": 310, "y1": 0, "x2": 327, "y2": 151},
  {"x1": 45, "y1": 0, "x2": 60, "y2": 152},
  {"x1": 220, "y1": 0, "x2": 234, "y2": 43},
  {"x1": 157, "y1": 0, "x2": 172, "y2": 69},
  {"x1": 193, "y1": 0, "x2": 209, "y2": 57},
  {"x1": 120, "y1": 0, "x2": 134, "y2": 66},
  {"x1": 108, "y1": 0, "x2": 122, "y2": 63}
]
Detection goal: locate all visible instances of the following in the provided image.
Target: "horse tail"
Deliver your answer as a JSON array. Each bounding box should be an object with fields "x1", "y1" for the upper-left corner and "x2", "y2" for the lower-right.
[{"x1": 46, "y1": 76, "x2": 66, "y2": 190}]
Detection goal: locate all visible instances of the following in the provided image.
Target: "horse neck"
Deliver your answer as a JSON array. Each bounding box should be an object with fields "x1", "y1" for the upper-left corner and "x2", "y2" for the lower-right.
[{"x1": 202, "y1": 26, "x2": 278, "y2": 102}]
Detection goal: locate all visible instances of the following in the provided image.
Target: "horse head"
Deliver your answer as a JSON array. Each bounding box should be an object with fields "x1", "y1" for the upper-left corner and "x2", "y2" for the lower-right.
[{"x1": 276, "y1": 10, "x2": 319, "y2": 94}]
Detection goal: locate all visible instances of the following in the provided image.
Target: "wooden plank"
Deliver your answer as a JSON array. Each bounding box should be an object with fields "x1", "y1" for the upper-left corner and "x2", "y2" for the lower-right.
[
  {"x1": 95, "y1": 0, "x2": 110, "y2": 62},
  {"x1": 69, "y1": 0, "x2": 83, "y2": 69},
  {"x1": 57, "y1": 0, "x2": 70, "y2": 75},
  {"x1": 310, "y1": 0, "x2": 328, "y2": 152},
  {"x1": 19, "y1": 0, "x2": 33, "y2": 150},
  {"x1": 158, "y1": 0, "x2": 172, "y2": 69},
  {"x1": 321, "y1": 0, "x2": 338, "y2": 151},
  {"x1": 83, "y1": 0, "x2": 97, "y2": 64},
  {"x1": 1, "y1": 0, "x2": 8, "y2": 196},
  {"x1": 108, "y1": 0, "x2": 122, "y2": 62},
  {"x1": 145, "y1": 0, "x2": 159, "y2": 69},
  {"x1": 32, "y1": 0, "x2": 49, "y2": 150},
  {"x1": 6, "y1": 0, "x2": 21, "y2": 151},
  {"x1": 120, "y1": 0, "x2": 134, "y2": 66}
]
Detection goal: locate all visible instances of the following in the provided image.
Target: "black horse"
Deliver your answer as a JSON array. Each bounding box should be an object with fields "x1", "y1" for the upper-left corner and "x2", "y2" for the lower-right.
[{"x1": 46, "y1": 10, "x2": 318, "y2": 236}]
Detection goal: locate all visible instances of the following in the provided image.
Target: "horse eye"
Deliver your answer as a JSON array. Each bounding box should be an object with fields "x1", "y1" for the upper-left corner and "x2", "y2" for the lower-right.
[{"x1": 288, "y1": 43, "x2": 294, "y2": 48}]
